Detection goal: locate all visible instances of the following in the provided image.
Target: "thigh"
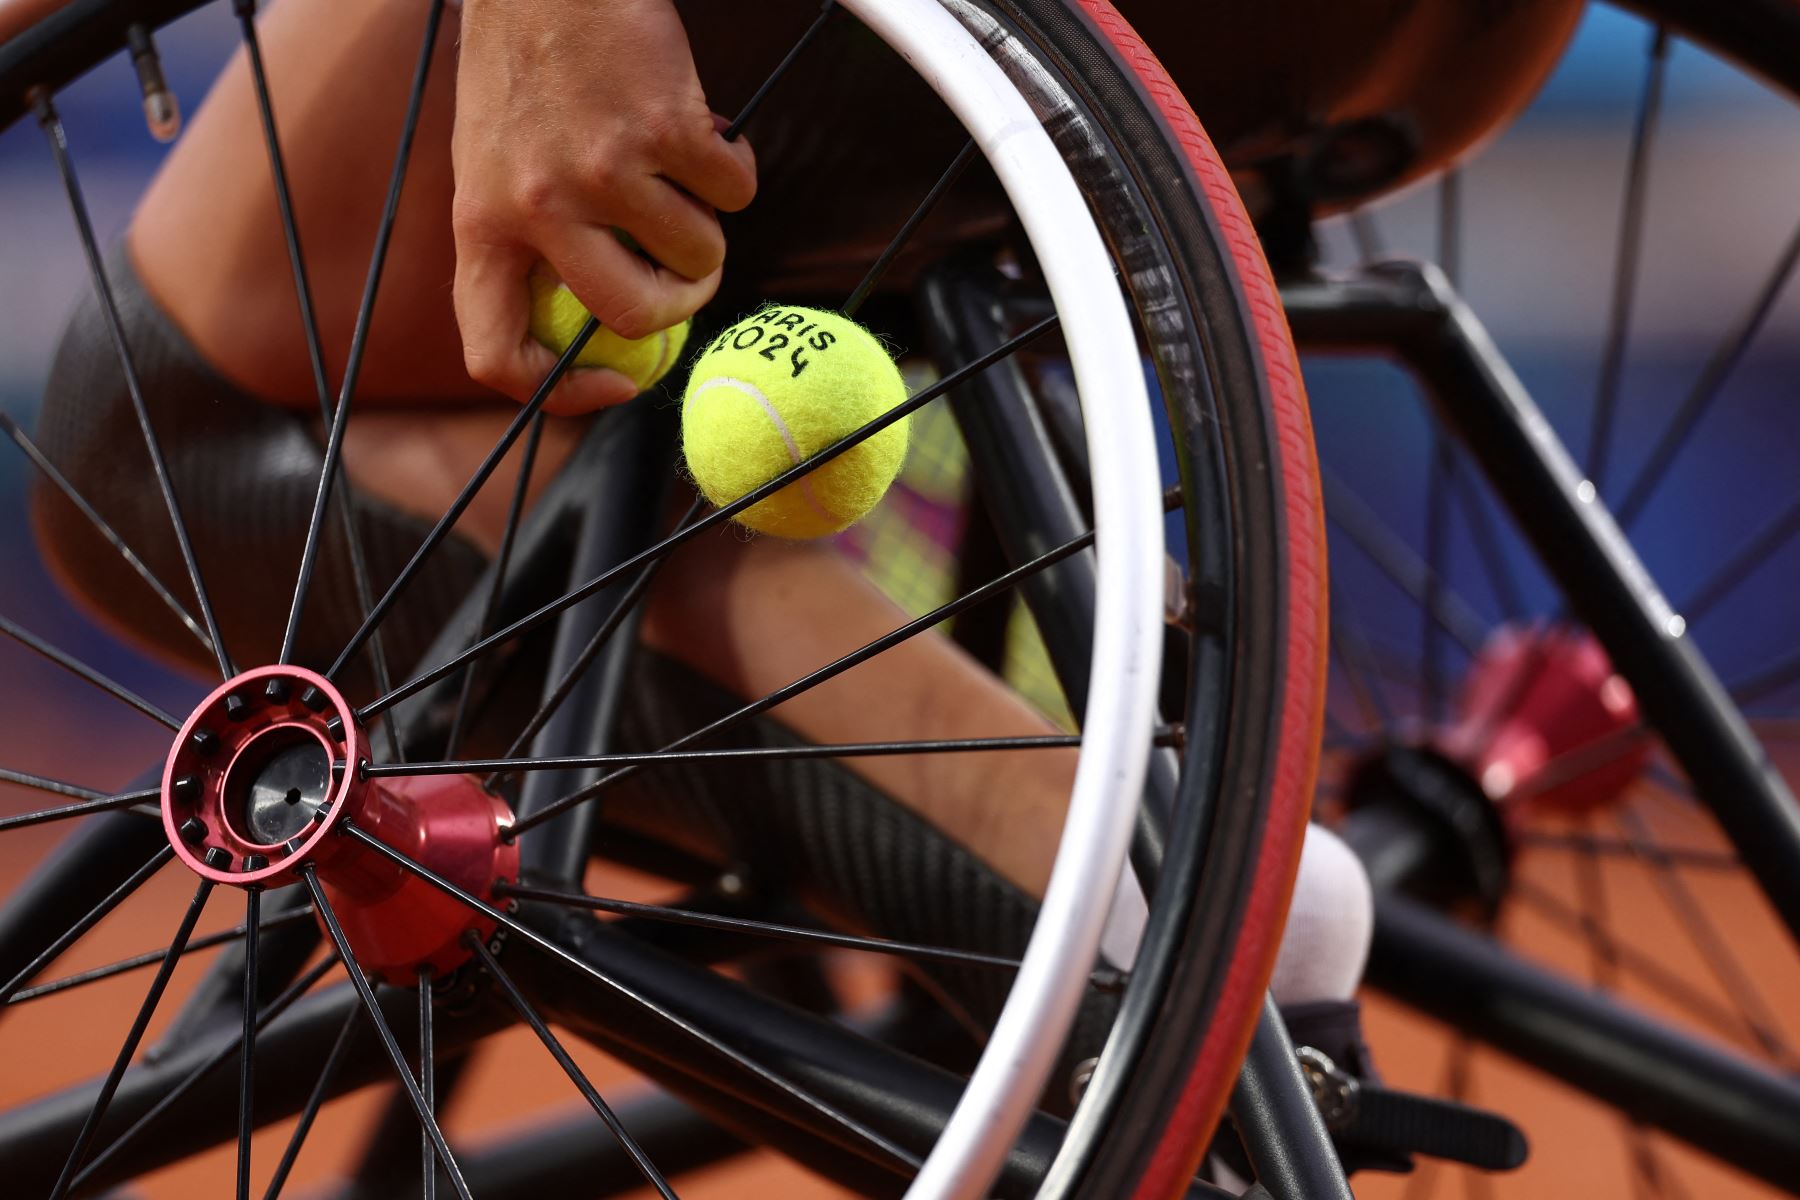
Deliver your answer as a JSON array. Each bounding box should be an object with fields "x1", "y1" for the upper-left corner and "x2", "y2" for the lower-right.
[{"x1": 130, "y1": 0, "x2": 471, "y2": 406}]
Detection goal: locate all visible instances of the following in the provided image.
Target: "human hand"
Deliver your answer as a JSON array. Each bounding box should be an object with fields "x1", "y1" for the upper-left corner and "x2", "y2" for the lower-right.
[{"x1": 451, "y1": 0, "x2": 755, "y2": 412}]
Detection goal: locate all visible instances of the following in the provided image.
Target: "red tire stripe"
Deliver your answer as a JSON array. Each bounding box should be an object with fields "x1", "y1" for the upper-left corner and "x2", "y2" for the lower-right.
[{"x1": 1063, "y1": 4, "x2": 1330, "y2": 1196}]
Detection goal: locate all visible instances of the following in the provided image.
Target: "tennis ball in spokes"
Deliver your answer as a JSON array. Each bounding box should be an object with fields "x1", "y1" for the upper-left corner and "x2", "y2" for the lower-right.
[
  {"x1": 527, "y1": 274, "x2": 690, "y2": 392},
  {"x1": 682, "y1": 306, "x2": 910, "y2": 539}
]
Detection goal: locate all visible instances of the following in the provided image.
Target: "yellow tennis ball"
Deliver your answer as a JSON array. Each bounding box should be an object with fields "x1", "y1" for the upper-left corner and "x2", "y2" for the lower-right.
[
  {"x1": 682, "y1": 306, "x2": 909, "y2": 539},
  {"x1": 527, "y1": 274, "x2": 690, "y2": 392}
]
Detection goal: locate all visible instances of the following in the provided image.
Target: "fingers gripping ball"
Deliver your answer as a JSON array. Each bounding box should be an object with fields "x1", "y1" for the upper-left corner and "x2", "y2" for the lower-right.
[
  {"x1": 527, "y1": 274, "x2": 690, "y2": 392},
  {"x1": 682, "y1": 307, "x2": 910, "y2": 539}
]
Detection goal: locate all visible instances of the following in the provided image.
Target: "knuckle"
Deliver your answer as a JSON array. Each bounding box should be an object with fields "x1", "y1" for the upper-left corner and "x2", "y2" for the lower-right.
[
  {"x1": 694, "y1": 230, "x2": 727, "y2": 277},
  {"x1": 716, "y1": 160, "x2": 758, "y2": 212},
  {"x1": 450, "y1": 196, "x2": 504, "y2": 243},
  {"x1": 643, "y1": 108, "x2": 697, "y2": 157},
  {"x1": 461, "y1": 343, "x2": 506, "y2": 389},
  {"x1": 584, "y1": 154, "x2": 623, "y2": 197},
  {"x1": 726, "y1": 180, "x2": 757, "y2": 212},
  {"x1": 510, "y1": 171, "x2": 562, "y2": 222},
  {"x1": 603, "y1": 296, "x2": 657, "y2": 340}
]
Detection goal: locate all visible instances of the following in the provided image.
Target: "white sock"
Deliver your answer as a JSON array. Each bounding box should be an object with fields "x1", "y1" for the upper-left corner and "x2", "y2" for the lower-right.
[
  {"x1": 1270, "y1": 822, "x2": 1373, "y2": 1005},
  {"x1": 1097, "y1": 823, "x2": 1373, "y2": 1002}
]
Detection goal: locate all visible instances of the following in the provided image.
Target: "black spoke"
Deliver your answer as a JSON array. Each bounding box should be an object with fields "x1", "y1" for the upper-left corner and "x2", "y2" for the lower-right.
[
  {"x1": 0, "y1": 844, "x2": 173, "y2": 1004},
  {"x1": 483, "y1": 497, "x2": 705, "y2": 791},
  {"x1": 445, "y1": 413, "x2": 546, "y2": 759},
  {"x1": 1568, "y1": 814, "x2": 1685, "y2": 1198},
  {"x1": 1516, "y1": 830, "x2": 1736, "y2": 870},
  {"x1": 510, "y1": 518, "x2": 1096, "y2": 838},
  {"x1": 237, "y1": 888, "x2": 261, "y2": 1200},
  {"x1": 358, "y1": 314, "x2": 1062, "y2": 721},
  {"x1": 1643, "y1": 764, "x2": 1697, "y2": 804},
  {"x1": 0, "y1": 784, "x2": 156, "y2": 833},
  {"x1": 331, "y1": 0, "x2": 844, "y2": 688},
  {"x1": 1322, "y1": 709, "x2": 1359, "y2": 749},
  {"x1": 1437, "y1": 168, "x2": 1461, "y2": 286},
  {"x1": 1350, "y1": 632, "x2": 1449, "y2": 695},
  {"x1": 1586, "y1": 26, "x2": 1668, "y2": 491},
  {"x1": 1571, "y1": 815, "x2": 1624, "y2": 989},
  {"x1": 34, "y1": 93, "x2": 234, "y2": 679},
  {"x1": 0, "y1": 612, "x2": 181, "y2": 729},
  {"x1": 0, "y1": 411, "x2": 212, "y2": 653},
  {"x1": 499, "y1": 882, "x2": 1019, "y2": 973},
  {"x1": 373, "y1": 730, "x2": 1093, "y2": 782},
  {"x1": 1321, "y1": 469, "x2": 1488, "y2": 655},
  {"x1": 466, "y1": 935, "x2": 679, "y2": 1199},
  {"x1": 9, "y1": 906, "x2": 313, "y2": 1005},
  {"x1": 236, "y1": 0, "x2": 327, "y2": 422},
  {"x1": 281, "y1": 0, "x2": 446, "y2": 666},
  {"x1": 324, "y1": 322, "x2": 598, "y2": 688},
  {"x1": 1628, "y1": 1128, "x2": 1690, "y2": 1200},
  {"x1": 48, "y1": 874, "x2": 215, "y2": 1200},
  {"x1": 263, "y1": 1002, "x2": 360, "y2": 1200},
  {"x1": 1329, "y1": 586, "x2": 1397, "y2": 739},
  {"x1": 722, "y1": 0, "x2": 837, "y2": 141},
  {"x1": 330, "y1": 0, "x2": 850, "y2": 684},
  {"x1": 1421, "y1": 432, "x2": 1455, "y2": 721},
  {"x1": 1510, "y1": 722, "x2": 1650, "y2": 802},
  {"x1": 302, "y1": 868, "x2": 473, "y2": 1200},
  {"x1": 73, "y1": 954, "x2": 339, "y2": 1190},
  {"x1": 503, "y1": 883, "x2": 1128, "y2": 991},
  {"x1": 1403, "y1": 1036, "x2": 1481, "y2": 1200},
  {"x1": 1615, "y1": 806, "x2": 1791, "y2": 1061},
  {"x1": 0, "y1": 768, "x2": 115, "y2": 803},
  {"x1": 1731, "y1": 646, "x2": 1800, "y2": 709},
  {"x1": 343, "y1": 822, "x2": 922, "y2": 1171},
  {"x1": 1451, "y1": 1042, "x2": 1494, "y2": 1200},
  {"x1": 845, "y1": 138, "x2": 979, "y2": 317},
  {"x1": 1681, "y1": 491, "x2": 1800, "y2": 624},
  {"x1": 1446, "y1": 458, "x2": 1526, "y2": 623},
  {"x1": 1614, "y1": 212, "x2": 1800, "y2": 531},
  {"x1": 419, "y1": 966, "x2": 436, "y2": 1200},
  {"x1": 1511, "y1": 879, "x2": 1752, "y2": 1048},
  {"x1": 235, "y1": 0, "x2": 399, "y2": 739}
]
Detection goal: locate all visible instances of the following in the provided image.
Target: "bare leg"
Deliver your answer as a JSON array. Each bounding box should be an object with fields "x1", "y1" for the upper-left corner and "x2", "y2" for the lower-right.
[
  {"x1": 133, "y1": 0, "x2": 467, "y2": 404},
  {"x1": 129, "y1": 0, "x2": 583, "y2": 551},
  {"x1": 641, "y1": 531, "x2": 1075, "y2": 898}
]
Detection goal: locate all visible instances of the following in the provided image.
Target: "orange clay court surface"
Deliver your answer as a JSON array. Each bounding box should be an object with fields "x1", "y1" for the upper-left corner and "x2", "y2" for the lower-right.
[{"x1": 1, "y1": 703, "x2": 1796, "y2": 1198}]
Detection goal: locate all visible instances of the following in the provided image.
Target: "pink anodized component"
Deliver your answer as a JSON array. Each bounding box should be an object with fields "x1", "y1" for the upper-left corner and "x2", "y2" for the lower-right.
[
  {"x1": 1437, "y1": 623, "x2": 1649, "y2": 819},
  {"x1": 161, "y1": 664, "x2": 516, "y2": 983}
]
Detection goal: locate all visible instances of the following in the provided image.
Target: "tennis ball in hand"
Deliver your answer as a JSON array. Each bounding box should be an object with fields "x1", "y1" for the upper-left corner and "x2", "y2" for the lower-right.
[
  {"x1": 527, "y1": 273, "x2": 690, "y2": 392},
  {"x1": 682, "y1": 306, "x2": 909, "y2": 539}
]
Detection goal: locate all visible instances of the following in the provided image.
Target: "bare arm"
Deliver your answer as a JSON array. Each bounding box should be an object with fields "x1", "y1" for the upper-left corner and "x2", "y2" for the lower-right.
[{"x1": 451, "y1": 0, "x2": 757, "y2": 413}]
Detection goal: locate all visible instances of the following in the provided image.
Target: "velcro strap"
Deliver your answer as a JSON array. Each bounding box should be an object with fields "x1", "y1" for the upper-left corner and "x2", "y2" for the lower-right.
[{"x1": 1342, "y1": 1087, "x2": 1528, "y2": 1171}]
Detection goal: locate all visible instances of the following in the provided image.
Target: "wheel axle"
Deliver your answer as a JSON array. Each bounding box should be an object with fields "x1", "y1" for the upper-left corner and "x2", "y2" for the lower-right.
[{"x1": 161, "y1": 665, "x2": 516, "y2": 984}]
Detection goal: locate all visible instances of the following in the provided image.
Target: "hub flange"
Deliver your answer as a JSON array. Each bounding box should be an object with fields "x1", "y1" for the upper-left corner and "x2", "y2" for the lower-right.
[
  {"x1": 1342, "y1": 623, "x2": 1651, "y2": 917},
  {"x1": 1437, "y1": 622, "x2": 1648, "y2": 819},
  {"x1": 162, "y1": 665, "x2": 517, "y2": 984},
  {"x1": 162, "y1": 665, "x2": 362, "y2": 887}
]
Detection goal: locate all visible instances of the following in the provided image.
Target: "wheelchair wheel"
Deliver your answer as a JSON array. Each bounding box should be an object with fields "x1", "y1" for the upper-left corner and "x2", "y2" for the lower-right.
[{"x1": 0, "y1": 1, "x2": 1327, "y2": 1197}]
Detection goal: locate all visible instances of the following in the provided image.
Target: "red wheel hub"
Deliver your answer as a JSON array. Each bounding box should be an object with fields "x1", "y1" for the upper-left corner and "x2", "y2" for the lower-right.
[
  {"x1": 161, "y1": 665, "x2": 517, "y2": 984},
  {"x1": 1435, "y1": 623, "x2": 1649, "y2": 821}
]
